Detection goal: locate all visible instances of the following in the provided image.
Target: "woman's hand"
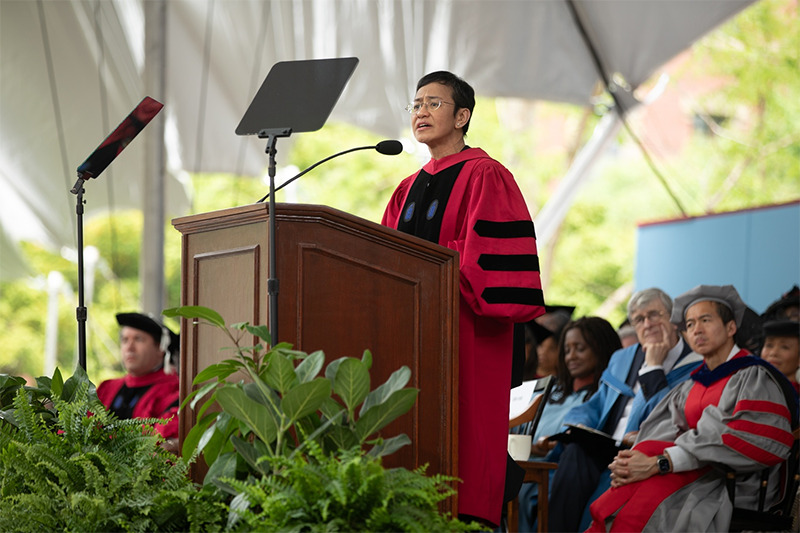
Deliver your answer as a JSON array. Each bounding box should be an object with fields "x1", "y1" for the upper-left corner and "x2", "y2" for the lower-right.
[{"x1": 530, "y1": 435, "x2": 557, "y2": 456}]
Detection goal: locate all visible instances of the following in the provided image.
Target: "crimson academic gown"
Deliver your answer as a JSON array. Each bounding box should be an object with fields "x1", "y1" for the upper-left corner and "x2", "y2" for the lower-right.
[
  {"x1": 97, "y1": 368, "x2": 180, "y2": 439},
  {"x1": 382, "y1": 147, "x2": 545, "y2": 525}
]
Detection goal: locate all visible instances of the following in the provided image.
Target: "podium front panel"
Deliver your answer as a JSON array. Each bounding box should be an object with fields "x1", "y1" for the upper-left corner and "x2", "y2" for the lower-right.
[{"x1": 173, "y1": 203, "x2": 458, "y2": 511}]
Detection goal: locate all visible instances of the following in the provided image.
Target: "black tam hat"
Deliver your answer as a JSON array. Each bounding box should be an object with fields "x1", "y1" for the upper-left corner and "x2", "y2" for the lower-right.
[
  {"x1": 116, "y1": 312, "x2": 179, "y2": 360},
  {"x1": 525, "y1": 305, "x2": 575, "y2": 344},
  {"x1": 762, "y1": 285, "x2": 800, "y2": 321},
  {"x1": 763, "y1": 319, "x2": 800, "y2": 339}
]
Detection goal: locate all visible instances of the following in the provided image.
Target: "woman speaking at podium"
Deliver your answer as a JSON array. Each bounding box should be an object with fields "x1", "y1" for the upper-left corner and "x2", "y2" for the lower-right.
[{"x1": 382, "y1": 71, "x2": 546, "y2": 528}]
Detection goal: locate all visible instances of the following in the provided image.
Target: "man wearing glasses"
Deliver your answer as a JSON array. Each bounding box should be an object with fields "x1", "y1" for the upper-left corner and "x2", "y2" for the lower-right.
[
  {"x1": 545, "y1": 288, "x2": 703, "y2": 531},
  {"x1": 382, "y1": 71, "x2": 546, "y2": 528}
]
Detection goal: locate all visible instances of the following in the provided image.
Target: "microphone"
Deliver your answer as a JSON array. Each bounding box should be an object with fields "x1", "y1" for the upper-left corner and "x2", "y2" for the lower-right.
[
  {"x1": 375, "y1": 139, "x2": 403, "y2": 155},
  {"x1": 256, "y1": 140, "x2": 403, "y2": 203}
]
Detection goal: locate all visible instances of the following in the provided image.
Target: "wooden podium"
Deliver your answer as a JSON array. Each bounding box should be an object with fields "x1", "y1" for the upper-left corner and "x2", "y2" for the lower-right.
[{"x1": 172, "y1": 203, "x2": 459, "y2": 510}]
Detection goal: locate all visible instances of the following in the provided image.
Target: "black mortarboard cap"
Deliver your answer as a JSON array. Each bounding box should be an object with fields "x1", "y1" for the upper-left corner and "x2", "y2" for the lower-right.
[
  {"x1": 526, "y1": 320, "x2": 556, "y2": 343},
  {"x1": 762, "y1": 285, "x2": 800, "y2": 320},
  {"x1": 763, "y1": 319, "x2": 800, "y2": 339},
  {"x1": 524, "y1": 305, "x2": 574, "y2": 343},
  {"x1": 116, "y1": 312, "x2": 179, "y2": 355},
  {"x1": 545, "y1": 304, "x2": 576, "y2": 316}
]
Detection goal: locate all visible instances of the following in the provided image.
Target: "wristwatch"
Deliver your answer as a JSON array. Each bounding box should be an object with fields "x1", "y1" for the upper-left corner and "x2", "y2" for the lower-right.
[{"x1": 656, "y1": 454, "x2": 671, "y2": 474}]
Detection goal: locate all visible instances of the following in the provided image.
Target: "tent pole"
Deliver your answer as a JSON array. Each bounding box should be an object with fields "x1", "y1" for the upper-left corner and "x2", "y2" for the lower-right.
[
  {"x1": 534, "y1": 111, "x2": 622, "y2": 248},
  {"x1": 141, "y1": 0, "x2": 168, "y2": 316}
]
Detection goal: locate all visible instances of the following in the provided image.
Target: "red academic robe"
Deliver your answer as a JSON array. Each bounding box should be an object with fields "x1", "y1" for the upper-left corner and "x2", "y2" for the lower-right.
[
  {"x1": 383, "y1": 147, "x2": 545, "y2": 525},
  {"x1": 97, "y1": 368, "x2": 180, "y2": 439}
]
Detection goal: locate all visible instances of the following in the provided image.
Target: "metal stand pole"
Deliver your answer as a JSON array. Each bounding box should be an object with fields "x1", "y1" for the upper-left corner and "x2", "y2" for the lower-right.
[
  {"x1": 70, "y1": 176, "x2": 89, "y2": 371},
  {"x1": 260, "y1": 128, "x2": 291, "y2": 345}
]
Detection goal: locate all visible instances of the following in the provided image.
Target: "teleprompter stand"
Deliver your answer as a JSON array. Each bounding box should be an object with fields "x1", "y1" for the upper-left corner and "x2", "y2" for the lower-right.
[
  {"x1": 235, "y1": 57, "x2": 359, "y2": 343},
  {"x1": 71, "y1": 96, "x2": 163, "y2": 370}
]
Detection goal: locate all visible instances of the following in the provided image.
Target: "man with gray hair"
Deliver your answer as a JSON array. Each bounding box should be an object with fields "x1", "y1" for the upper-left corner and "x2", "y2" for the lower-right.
[{"x1": 542, "y1": 288, "x2": 703, "y2": 532}]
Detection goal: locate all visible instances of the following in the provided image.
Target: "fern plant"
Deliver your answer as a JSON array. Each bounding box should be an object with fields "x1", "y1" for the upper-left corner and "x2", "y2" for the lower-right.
[
  {"x1": 0, "y1": 368, "x2": 226, "y2": 533},
  {"x1": 222, "y1": 441, "x2": 475, "y2": 532}
]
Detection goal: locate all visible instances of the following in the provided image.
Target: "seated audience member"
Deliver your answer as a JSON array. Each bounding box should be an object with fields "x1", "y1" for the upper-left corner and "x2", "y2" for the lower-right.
[
  {"x1": 761, "y1": 319, "x2": 800, "y2": 394},
  {"x1": 617, "y1": 319, "x2": 638, "y2": 348},
  {"x1": 521, "y1": 322, "x2": 541, "y2": 381},
  {"x1": 762, "y1": 285, "x2": 800, "y2": 322},
  {"x1": 527, "y1": 306, "x2": 573, "y2": 379},
  {"x1": 546, "y1": 288, "x2": 704, "y2": 532},
  {"x1": 97, "y1": 312, "x2": 180, "y2": 450},
  {"x1": 589, "y1": 284, "x2": 797, "y2": 532},
  {"x1": 517, "y1": 316, "x2": 620, "y2": 531}
]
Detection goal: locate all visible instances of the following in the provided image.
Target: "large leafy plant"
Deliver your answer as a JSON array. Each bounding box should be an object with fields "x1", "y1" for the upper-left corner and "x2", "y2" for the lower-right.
[
  {"x1": 0, "y1": 367, "x2": 226, "y2": 532},
  {"x1": 166, "y1": 306, "x2": 474, "y2": 531},
  {"x1": 165, "y1": 305, "x2": 420, "y2": 485}
]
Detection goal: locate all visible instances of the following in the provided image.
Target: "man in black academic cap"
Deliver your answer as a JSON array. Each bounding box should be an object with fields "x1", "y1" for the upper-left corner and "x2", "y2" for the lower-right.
[{"x1": 97, "y1": 312, "x2": 180, "y2": 450}]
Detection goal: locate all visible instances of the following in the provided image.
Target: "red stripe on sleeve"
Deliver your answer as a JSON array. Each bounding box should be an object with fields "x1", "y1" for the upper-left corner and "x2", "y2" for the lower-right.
[
  {"x1": 728, "y1": 419, "x2": 795, "y2": 448},
  {"x1": 722, "y1": 433, "x2": 787, "y2": 466},
  {"x1": 734, "y1": 399, "x2": 791, "y2": 421}
]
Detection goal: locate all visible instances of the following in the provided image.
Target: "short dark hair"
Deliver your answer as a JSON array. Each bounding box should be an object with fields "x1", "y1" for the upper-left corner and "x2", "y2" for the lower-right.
[
  {"x1": 416, "y1": 71, "x2": 475, "y2": 134},
  {"x1": 714, "y1": 301, "x2": 735, "y2": 326}
]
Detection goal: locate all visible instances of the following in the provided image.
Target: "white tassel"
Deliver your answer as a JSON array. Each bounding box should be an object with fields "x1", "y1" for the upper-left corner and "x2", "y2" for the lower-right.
[{"x1": 160, "y1": 326, "x2": 174, "y2": 375}]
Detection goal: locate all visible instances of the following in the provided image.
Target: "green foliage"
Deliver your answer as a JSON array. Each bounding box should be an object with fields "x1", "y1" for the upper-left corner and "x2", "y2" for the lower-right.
[
  {"x1": 164, "y1": 305, "x2": 468, "y2": 530},
  {"x1": 0, "y1": 282, "x2": 63, "y2": 376},
  {"x1": 0, "y1": 366, "x2": 88, "y2": 427},
  {"x1": 223, "y1": 442, "x2": 474, "y2": 532},
  {"x1": 674, "y1": 0, "x2": 800, "y2": 213},
  {"x1": 287, "y1": 122, "x2": 419, "y2": 223},
  {"x1": 84, "y1": 211, "x2": 143, "y2": 280},
  {"x1": 165, "y1": 306, "x2": 418, "y2": 484},
  {"x1": 0, "y1": 367, "x2": 226, "y2": 533}
]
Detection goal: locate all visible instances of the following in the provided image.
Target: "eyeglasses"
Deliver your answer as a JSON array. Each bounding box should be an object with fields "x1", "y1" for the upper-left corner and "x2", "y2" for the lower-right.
[
  {"x1": 405, "y1": 99, "x2": 455, "y2": 115},
  {"x1": 631, "y1": 310, "x2": 665, "y2": 327}
]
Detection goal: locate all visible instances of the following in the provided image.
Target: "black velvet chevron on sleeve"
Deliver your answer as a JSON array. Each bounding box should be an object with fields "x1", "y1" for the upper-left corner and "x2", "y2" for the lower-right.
[
  {"x1": 482, "y1": 287, "x2": 545, "y2": 307},
  {"x1": 478, "y1": 253, "x2": 540, "y2": 272},
  {"x1": 473, "y1": 219, "x2": 536, "y2": 239}
]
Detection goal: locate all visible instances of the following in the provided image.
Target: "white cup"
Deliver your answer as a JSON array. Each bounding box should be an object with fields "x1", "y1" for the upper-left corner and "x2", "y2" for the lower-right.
[{"x1": 508, "y1": 434, "x2": 532, "y2": 461}]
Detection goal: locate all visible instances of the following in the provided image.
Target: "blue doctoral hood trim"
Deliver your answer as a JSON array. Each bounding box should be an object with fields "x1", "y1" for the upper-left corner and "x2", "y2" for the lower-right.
[
  {"x1": 691, "y1": 352, "x2": 760, "y2": 386},
  {"x1": 692, "y1": 353, "x2": 799, "y2": 426}
]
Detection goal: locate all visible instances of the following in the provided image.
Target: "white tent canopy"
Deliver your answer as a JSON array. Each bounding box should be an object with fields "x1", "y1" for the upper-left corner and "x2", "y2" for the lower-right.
[{"x1": 0, "y1": 0, "x2": 754, "y2": 297}]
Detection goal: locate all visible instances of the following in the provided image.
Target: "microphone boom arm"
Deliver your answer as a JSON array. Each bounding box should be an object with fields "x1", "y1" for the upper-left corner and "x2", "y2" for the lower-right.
[
  {"x1": 255, "y1": 139, "x2": 402, "y2": 203},
  {"x1": 257, "y1": 145, "x2": 374, "y2": 203}
]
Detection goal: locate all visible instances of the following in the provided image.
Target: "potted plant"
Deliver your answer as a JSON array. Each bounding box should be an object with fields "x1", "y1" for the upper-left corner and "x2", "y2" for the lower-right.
[
  {"x1": 0, "y1": 306, "x2": 474, "y2": 531},
  {"x1": 166, "y1": 305, "x2": 474, "y2": 531}
]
